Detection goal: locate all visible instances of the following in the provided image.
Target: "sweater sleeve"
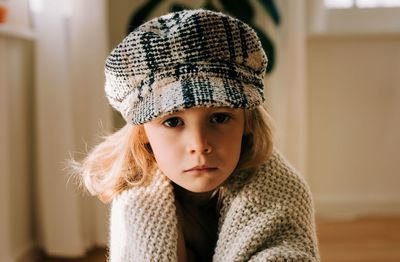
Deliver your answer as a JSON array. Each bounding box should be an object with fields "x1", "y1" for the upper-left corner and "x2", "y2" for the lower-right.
[
  {"x1": 108, "y1": 173, "x2": 178, "y2": 262},
  {"x1": 214, "y1": 151, "x2": 320, "y2": 262}
]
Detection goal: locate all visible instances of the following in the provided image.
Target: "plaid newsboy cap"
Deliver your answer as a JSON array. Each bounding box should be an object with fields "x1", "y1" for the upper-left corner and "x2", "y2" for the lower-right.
[{"x1": 105, "y1": 9, "x2": 268, "y2": 125}]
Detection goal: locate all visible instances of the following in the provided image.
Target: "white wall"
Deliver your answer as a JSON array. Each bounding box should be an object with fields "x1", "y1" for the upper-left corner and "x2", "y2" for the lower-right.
[{"x1": 307, "y1": 34, "x2": 400, "y2": 218}]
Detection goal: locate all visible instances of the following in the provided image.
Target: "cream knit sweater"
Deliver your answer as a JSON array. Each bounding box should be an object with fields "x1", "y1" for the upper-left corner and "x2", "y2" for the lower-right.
[{"x1": 109, "y1": 151, "x2": 320, "y2": 261}]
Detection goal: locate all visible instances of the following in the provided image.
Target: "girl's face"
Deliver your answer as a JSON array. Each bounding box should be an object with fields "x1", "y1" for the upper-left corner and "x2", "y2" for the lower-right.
[{"x1": 144, "y1": 107, "x2": 245, "y2": 193}]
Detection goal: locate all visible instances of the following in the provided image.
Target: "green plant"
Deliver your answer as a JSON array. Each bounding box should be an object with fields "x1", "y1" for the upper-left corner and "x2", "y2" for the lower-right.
[{"x1": 127, "y1": 0, "x2": 280, "y2": 73}]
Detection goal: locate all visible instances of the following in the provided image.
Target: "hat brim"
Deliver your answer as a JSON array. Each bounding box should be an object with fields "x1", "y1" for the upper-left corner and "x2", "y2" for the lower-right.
[{"x1": 124, "y1": 76, "x2": 264, "y2": 125}]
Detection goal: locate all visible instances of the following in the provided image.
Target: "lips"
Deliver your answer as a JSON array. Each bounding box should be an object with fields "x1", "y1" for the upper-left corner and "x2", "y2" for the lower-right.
[{"x1": 184, "y1": 165, "x2": 218, "y2": 172}]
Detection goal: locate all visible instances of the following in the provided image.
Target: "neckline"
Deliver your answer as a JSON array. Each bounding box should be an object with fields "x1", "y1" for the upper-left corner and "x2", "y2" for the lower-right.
[{"x1": 173, "y1": 183, "x2": 219, "y2": 208}]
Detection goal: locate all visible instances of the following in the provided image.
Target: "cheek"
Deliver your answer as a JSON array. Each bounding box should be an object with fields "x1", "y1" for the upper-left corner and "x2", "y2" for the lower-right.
[
  {"x1": 221, "y1": 125, "x2": 244, "y2": 145},
  {"x1": 145, "y1": 132, "x2": 179, "y2": 168},
  {"x1": 215, "y1": 126, "x2": 244, "y2": 159},
  {"x1": 147, "y1": 137, "x2": 167, "y2": 158}
]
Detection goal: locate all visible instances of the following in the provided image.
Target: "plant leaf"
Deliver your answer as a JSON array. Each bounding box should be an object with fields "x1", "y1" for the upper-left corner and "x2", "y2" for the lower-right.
[
  {"x1": 253, "y1": 25, "x2": 275, "y2": 73},
  {"x1": 202, "y1": 0, "x2": 218, "y2": 12},
  {"x1": 127, "y1": 0, "x2": 164, "y2": 34},
  {"x1": 256, "y1": 0, "x2": 280, "y2": 25},
  {"x1": 170, "y1": 4, "x2": 189, "y2": 13},
  {"x1": 219, "y1": 0, "x2": 254, "y2": 23}
]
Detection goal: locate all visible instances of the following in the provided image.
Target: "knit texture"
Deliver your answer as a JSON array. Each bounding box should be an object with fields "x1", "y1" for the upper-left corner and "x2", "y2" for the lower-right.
[
  {"x1": 109, "y1": 172, "x2": 177, "y2": 261},
  {"x1": 109, "y1": 150, "x2": 320, "y2": 261},
  {"x1": 104, "y1": 9, "x2": 267, "y2": 124}
]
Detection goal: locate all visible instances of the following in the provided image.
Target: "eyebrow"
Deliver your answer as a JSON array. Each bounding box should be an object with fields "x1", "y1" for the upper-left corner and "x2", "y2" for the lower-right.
[{"x1": 158, "y1": 107, "x2": 241, "y2": 119}]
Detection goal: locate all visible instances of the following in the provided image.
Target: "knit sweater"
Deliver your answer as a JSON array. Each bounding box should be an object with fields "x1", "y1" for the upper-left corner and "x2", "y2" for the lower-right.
[{"x1": 109, "y1": 150, "x2": 320, "y2": 261}]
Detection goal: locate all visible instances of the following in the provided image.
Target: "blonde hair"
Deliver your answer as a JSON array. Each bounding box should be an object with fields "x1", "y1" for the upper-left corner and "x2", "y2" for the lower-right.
[{"x1": 71, "y1": 105, "x2": 274, "y2": 202}]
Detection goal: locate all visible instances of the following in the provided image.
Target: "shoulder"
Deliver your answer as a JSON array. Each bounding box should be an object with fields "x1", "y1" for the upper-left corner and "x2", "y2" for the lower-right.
[
  {"x1": 109, "y1": 171, "x2": 178, "y2": 261},
  {"x1": 216, "y1": 150, "x2": 319, "y2": 261},
  {"x1": 261, "y1": 149, "x2": 312, "y2": 203},
  {"x1": 111, "y1": 170, "x2": 174, "y2": 216},
  {"x1": 225, "y1": 149, "x2": 313, "y2": 209}
]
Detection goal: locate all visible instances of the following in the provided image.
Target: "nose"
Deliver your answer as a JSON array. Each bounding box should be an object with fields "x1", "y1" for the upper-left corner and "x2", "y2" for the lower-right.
[{"x1": 187, "y1": 126, "x2": 213, "y2": 155}]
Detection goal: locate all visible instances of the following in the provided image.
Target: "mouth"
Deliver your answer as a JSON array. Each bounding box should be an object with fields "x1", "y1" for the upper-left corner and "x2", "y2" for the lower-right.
[{"x1": 184, "y1": 165, "x2": 218, "y2": 172}]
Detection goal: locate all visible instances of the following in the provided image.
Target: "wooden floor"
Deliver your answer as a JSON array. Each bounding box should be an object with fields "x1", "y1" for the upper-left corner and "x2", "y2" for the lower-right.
[
  {"x1": 317, "y1": 216, "x2": 400, "y2": 262},
  {"x1": 42, "y1": 216, "x2": 400, "y2": 262}
]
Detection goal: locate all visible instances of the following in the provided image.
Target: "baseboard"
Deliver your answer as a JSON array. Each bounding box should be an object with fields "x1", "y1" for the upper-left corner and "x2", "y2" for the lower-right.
[{"x1": 315, "y1": 194, "x2": 400, "y2": 220}]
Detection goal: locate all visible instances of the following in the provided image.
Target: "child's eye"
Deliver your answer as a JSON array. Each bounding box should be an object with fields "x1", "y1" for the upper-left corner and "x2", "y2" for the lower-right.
[
  {"x1": 162, "y1": 117, "x2": 183, "y2": 127},
  {"x1": 210, "y1": 113, "x2": 231, "y2": 124}
]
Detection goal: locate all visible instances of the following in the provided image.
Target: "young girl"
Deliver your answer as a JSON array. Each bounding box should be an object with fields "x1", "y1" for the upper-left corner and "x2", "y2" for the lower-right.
[{"x1": 76, "y1": 9, "x2": 319, "y2": 261}]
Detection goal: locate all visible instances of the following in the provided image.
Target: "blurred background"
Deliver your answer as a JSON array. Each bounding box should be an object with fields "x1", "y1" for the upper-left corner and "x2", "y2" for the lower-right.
[{"x1": 0, "y1": 0, "x2": 399, "y2": 261}]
